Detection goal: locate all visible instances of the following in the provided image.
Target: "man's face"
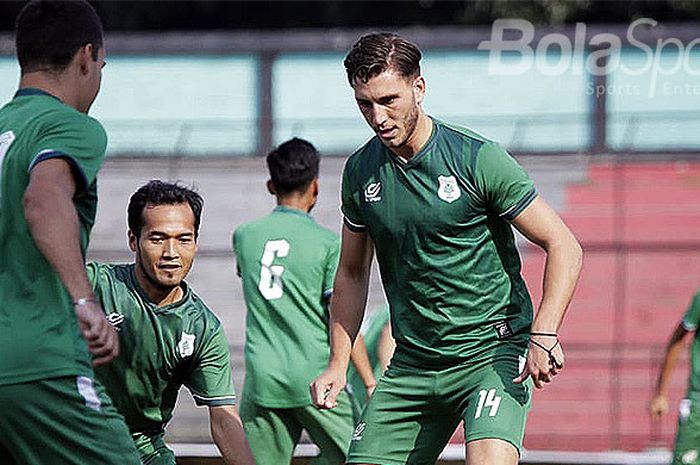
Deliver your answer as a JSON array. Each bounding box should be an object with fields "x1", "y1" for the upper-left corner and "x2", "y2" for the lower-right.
[
  {"x1": 129, "y1": 203, "x2": 198, "y2": 292},
  {"x1": 353, "y1": 69, "x2": 425, "y2": 151}
]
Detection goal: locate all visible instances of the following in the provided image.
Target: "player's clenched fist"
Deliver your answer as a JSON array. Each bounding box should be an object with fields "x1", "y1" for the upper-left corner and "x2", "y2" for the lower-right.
[
  {"x1": 310, "y1": 366, "x2": 346, "y2": 409},
  {"x1": 513, "y1": 333, "x2": 564, "y2": 390},
  {"x1": 74, "y1": 299, "x2": 119, "y2": 367}
]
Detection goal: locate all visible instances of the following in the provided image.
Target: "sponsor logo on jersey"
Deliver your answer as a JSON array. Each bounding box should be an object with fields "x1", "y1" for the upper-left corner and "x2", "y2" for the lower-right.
[
  {"x1": 437, "y1": 175, "x2": 461, "y2": 203},
  {"x1": 178, "y1": 332, "x2": 196, "y2": 358},
  {"x1": 494, "y1": 320, "x2": 514, "y2": 339},
  {"x1": 105, "y1": 312, "x2": 125, "y2": 331},
  {"x1": 364, "y1": 182, "x2": 382, "y2": 203},
  {"x1": 351, "y1": 422, "x2": 366, "y2": 441}
]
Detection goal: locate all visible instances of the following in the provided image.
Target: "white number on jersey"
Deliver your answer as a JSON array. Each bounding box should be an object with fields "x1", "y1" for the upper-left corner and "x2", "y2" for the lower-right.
[
  {"x1": 474, "y1": 388, "x2": 502, "y2": 419},
  {"x1": 0, "y1": 131, "x2": 16, "y2": 201},
  {"x1": 258, "y1": 239, "x2": 290, "y2": 300}
]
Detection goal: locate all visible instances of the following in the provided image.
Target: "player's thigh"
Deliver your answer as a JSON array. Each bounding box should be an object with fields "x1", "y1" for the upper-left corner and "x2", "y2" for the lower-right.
[
  {"x1": 298, "y1": 389, "x2": 357, "y2": 465},
  {"x1": 239, "y1": 397, "x2": 302, "y2": 465},
  {"x1": 0, "y1": 375, "x2": 140, "y2": 465},
  {"x1": 459, "y1": 356, "x2": 531, "y2": 456},
  {"x1": 347, "y1": 366, "x2": 461, "y2": 465},
  {"x1": 465, "y1": 438, "x2": 519, "y2": 465},
  {"x1": 672, "y1": 398, "x2": 700, "y2": 465}
]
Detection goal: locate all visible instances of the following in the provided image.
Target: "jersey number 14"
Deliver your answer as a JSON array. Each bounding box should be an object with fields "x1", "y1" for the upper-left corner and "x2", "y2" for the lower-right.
[{"x1": 258, "y1": 239, "x2": 290, "y2": 300}]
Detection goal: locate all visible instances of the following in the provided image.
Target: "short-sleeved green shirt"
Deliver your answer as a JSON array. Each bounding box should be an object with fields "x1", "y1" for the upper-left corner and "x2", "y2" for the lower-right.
[
  {"x1": 88, "y1": 262, "x2": 236, "y2": 437},
  {"x1": 342, "y1": 118, "x2": 536, "y2": 368},
  {"x1": 233, "y1": 206, "x2": 340, "y2": 407},
  {"x1": 682, "y1": 291, "x2": 700, "y2": 400},
  {"x1": 0, "y1": 88, "x2": 107, "y2": 385}
]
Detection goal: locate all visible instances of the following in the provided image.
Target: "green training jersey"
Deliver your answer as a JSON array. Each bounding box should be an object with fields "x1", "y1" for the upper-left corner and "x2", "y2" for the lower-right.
[
  {"x1": 342, "y1": 118, "x2": 536, "y2": 368},
  {"x1": 0, "y1": 88, "x2": 107, "y2": 385},
  {"x1": 233, "y1": 206, "x2": 340, "y2": 407},
  {"x1": 682, "y1": 291, "x2": 700, "y2": 400},
  {"x1": 88, "y1": 262, "x2": 236, "y2": 437}
]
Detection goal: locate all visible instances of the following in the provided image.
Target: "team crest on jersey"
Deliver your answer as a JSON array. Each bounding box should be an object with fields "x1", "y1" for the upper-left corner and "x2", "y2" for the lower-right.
[
  {"x1": 437, "y1": 175, "x2": 461, "y2": 203},
  {"x1": 178, "y1": 332, "x2": 196, "y2": 358},
  {"x1": 364, "y1": 182, "x2": 382, "y2": 203},
  {"x1": 106, "y1": 312, "x2": 125, "y2": 332}
]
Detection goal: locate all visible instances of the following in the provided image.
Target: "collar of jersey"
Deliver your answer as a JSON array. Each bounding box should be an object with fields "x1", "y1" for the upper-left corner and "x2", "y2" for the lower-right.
[
  {"x1": 385, "y1": 116, "x2": 439, "y2": 169},
  {"x1": 273, "y1": 205, "x2": 313, "y2": 220},
  {"x1": 14, "y1": 87, "x2": 61, "y2": 102},
  {"x1": 128, "y1": 263, "x2": 192, "y2": 312}
]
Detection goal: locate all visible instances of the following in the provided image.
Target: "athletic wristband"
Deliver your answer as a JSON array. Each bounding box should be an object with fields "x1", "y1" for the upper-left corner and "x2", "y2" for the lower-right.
[{"x1": 73, "y1": 298, "x2": 96, "y2": 307}]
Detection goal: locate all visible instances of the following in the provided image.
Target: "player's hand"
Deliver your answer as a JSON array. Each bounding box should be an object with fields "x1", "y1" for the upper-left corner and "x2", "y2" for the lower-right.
[
  {"x1": 649, "y1": 394, "x2": 669, "y2": 419},
  {"x1": 74, "y1": 300, "x2": 120, "y2": 367},
  {"x1": 514, "y1": 334, "x2": 564, "y2": 389},
  {"x1": 365, "y1": 382, "x2": 377, "y2": 401},
  {"x1": 310, "y1": 366, "x2": 346, "y2": 409}
]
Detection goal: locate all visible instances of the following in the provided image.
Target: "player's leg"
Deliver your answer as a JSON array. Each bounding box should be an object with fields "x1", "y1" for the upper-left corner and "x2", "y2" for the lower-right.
[
  {"x1": 346, "y1": 364, "x2": 461, "y2": 465},
  {"x1": 671, "y1": 398, "x2": 700, "y2": 465},
  {"x1": 458, "y1": 354, "x2": 531, "y2": 465},
  {"x1": 298, "y1": 389, "x2": 357, "y2": 465},
  {"x1": 0, "y1": 375, "x2": 140, "y2": 465},
  {"x1": 239, "y1": 396, "x2": 302, "y2": 465}
]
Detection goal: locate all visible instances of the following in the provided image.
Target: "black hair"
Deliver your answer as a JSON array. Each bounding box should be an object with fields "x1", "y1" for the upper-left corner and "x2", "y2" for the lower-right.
[
  {"x1": 127, "y1": 180, "x2": 204, "y2": 239},
  {"x1": 266, "y1": 137, "x2": 320, "y2": 196},
  {"x1": 15, "y1": 0, "x2": 103, "y2": 74},
  {"x1": 344, "y1": 32, "x2": 422, "y2": 86}
]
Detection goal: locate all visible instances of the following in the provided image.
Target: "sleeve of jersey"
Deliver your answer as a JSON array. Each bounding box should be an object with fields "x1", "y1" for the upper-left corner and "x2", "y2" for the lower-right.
[
  {"x1": 185, "y1": 325, "x2": 237, "y2": 407},
  {"x1": 473, "y1": 141, "x2": 537, "y2": 221},
  {"x1": 27, "y1": 114, "x2": 107, "y2": 193},
  {"x1": 340, "y1": 162, "x2": 367, "y2": 233},
  {"x1": 322, "y1": 237, "x2": 341, "y2": 301},
  {"x1": 682, "y1": 291, "x2": 700, "y2": 331}
]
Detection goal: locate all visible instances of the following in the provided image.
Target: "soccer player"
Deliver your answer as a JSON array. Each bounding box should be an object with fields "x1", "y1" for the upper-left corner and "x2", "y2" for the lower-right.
[
  {"x1": 233, "y1": 138, "x2": 376, "y2": 465},
  {"x1": 89, "y1": 180, "x2": 255, "y2": 465},
  {"x1": 0, "y1": 2, "x2": 141, "y2": 463},
  {"x1": 310, "y1": 33, "x2": 583, "y2": 465},
  {"x1": 650, "y1": 290, "x2": 700, "y2": 465}
]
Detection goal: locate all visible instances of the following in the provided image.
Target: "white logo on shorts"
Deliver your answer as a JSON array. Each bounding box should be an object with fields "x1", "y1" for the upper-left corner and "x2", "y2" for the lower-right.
[
  {"x1": 352, "y1": 422, "x2": 366, "y2": 441},
  {"x1": 437, "y1": 175, "x2": 461, "y2": 203},
  {"x1": 682, "y1": 450, "x2": 699, "y2": 464},
  {"x1": 178, "y1": 332, "x2": 196, "y2": 358},
  {"x1": 106, "y1": 312, "x2": 125, "y2": 331}
]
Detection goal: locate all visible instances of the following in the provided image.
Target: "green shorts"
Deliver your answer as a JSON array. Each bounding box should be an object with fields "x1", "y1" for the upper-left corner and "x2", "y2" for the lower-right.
[
  {"x1": 240, "y1": 390, "x2": 356, "y2": 465},
  {"x1": 673, "y1": 398, "x2": 700, "y2": 465},
  {"x1": 133, "y1": 432, "x2": 176, "y2": 465},
  {"x1": 0, "y1": 375, "x2": 141, "y2": 465},
  {"x1": 347, "y1": 353, "x2": 532, "y2": 465}
]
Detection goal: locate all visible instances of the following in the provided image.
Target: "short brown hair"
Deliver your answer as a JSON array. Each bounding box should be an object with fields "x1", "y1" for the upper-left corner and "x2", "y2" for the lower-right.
[{"x1": 344, "y1": 32, "x2": 422, "y2": 86}]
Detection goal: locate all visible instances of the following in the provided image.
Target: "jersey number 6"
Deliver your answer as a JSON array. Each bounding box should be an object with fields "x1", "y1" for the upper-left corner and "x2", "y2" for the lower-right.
[{"x1": 258, "y1": 239, "x2": 290, "y2": 300}]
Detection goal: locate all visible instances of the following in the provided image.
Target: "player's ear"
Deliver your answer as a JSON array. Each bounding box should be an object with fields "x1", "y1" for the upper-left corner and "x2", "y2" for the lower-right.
[
  {"x1": 266, "y1": 180, "x2": 276, "y2": 195},
  {"x1": 413, "y1": 75, "x2": 426, "y2": 105},
  {"x1": 311, "y1": 178, "x2": 319, "y2": 198},
  {"x1": 128, "y1": 230, "x2": 138, "y2": 252},
  {"x1": 76, "y1": 44, "x2": 93, "y2": 75}
]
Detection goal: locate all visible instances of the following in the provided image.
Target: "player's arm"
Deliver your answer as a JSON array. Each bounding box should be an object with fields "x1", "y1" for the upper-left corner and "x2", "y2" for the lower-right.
[
  {"x1": 350, "y1": 335, "x2": 377, "y2": 398},
  {"x1": 650, "y1": 323, "x2": 691, "y2": 418},
  {"x1": 511, "y1": 196, "x2": 583, "y2": 389},
  {"x1": 208, "y1": 405, "x2": 255, "y2": 465},
  {"x1": 311, "y1": 225, "x2": 374, "y2": 409},
  {"x1": 23, "y1": 158, "x2": 118, "y2": 366},
  {"x1": 377, "y1": 322, "x2": 395, "y2": 374}
]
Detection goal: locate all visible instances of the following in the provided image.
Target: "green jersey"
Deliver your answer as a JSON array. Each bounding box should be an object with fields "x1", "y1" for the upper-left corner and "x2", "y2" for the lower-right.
[
  {"x1": 342, "y1": 118, "x2": 536, "y2": 368},
  {"x1": 87, "y1": 263, "x2": 236, "y2": 437},
  {"x1": 0, "y1": 88, "x2": 107, "y2": 385},
  {"x1": 682, "y1": 291, "x2": 700, "y2": 400},
  {"x1": 233, "y1": 206, "x2": 340, "y2": 407}
]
